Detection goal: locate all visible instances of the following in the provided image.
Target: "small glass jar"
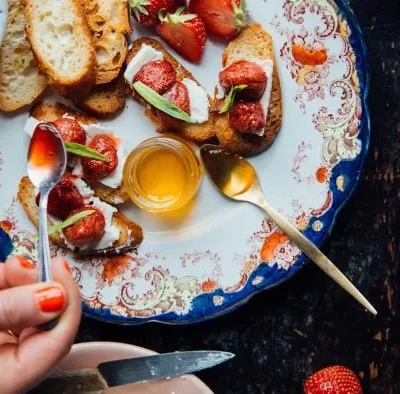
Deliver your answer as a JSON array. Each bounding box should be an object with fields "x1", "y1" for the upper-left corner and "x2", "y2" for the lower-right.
[{"x1": 123, "y1": 136, "x2": 203, "y2": 213}]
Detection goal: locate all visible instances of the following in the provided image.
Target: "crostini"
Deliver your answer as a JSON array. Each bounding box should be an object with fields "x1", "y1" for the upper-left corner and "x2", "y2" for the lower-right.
[
  {"x1": 18, "y1": 176, "x2": 143, "y2": 258},
  {"x1": 23, "y1": 102, "x2": 129, "y2": 205},
  {"x1": 124, "y1": 37, "x2": 216, "y2": 143},
  {"x1": 213, "y1": 23, "x2": 283, "y2": 156}
]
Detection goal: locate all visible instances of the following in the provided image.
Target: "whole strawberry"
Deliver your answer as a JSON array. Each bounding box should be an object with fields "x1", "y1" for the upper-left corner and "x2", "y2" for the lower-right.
[
  {"x1": 304, "y1": 366, "x2": 363, "y2": 394},
  {"x1": 129, "y1": 0, "x2": 178, "y2": 26},
  {"x1": 157, "y1": 7, "x2": 206, "y2": 63},
  {"x1": 189, "y1": 0, "x2": 247, "y2": 40}
]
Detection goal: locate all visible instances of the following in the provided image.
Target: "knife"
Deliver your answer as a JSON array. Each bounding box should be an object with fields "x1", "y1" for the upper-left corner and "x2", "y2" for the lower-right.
[{"x1": 30, "y1": 351, "x2": 235, "y2": 393}]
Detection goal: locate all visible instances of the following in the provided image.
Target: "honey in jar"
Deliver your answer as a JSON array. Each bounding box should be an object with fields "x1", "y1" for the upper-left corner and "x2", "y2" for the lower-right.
[{"x1": 123, "y1": 136, "x2": 203, "y2": 212}]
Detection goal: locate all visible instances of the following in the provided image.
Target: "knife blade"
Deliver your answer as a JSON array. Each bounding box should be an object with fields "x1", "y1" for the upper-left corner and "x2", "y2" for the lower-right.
[{"x1": 30, "y1": 351, "x2": 235, "y2": 393}]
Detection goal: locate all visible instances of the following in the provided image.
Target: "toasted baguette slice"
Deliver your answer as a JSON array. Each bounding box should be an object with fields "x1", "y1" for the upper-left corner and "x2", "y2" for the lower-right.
[
  {"x1": 82, "y1": 0, "x2": 132, "y2": 36},
  {"x1": 126, "y1": 38, "x2": 216, "y2": 143},
  {"x1": 82, "y1": 0, "x2": 131, "y2": 85},
  {"x1": 74, "y1": 74, "x2": 126, "y2": 118},
  {"x1": 30, "y1": 102, "x2": 129, "y2": 205},
  {"x1": 22, "y1": 0, "x2": 96, "y2": 95},
  {"x1": 0, "y1": 0, "x2": 47, "y2": 112},
  {"x1": 18, "y1": 177, "x2": 142, "y2": 257},
  {"x1": 214, "y1": 23, "x2": 283, "y2": 156},
  {"x1": 94, "y1": 28, "x2": 128, "y2": 85}
]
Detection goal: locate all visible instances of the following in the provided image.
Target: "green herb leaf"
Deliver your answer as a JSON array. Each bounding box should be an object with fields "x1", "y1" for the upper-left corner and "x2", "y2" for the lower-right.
[
  {"x1": 47, "y1": 210, "x2": 96, "y2": 236},
  {"x1": 133, "y1": 81, "x2": 194, "y2": 124},
  {"x1": 65, "y1": 142, "x2": 110, "y2": 162},
  {"x1": 219, "y1": 85, "x2": 247, "y2": 114}
]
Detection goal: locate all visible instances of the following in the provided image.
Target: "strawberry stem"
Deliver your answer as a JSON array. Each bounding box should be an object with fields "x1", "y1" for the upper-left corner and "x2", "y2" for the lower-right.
[
  {"x1": 128, "y1": 0, "x2": 151, "y2": 21},
  {"x1": 232, "y1": 0, "x2": 247, "y2": 32},
  {"x1": 161, "y1": 6, "x2": 197, "y2": 24}
]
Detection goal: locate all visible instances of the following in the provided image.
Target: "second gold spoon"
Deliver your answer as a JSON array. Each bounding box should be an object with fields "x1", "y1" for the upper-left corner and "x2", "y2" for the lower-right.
[{"x1": 200, "y1": 144, "x2": 377, "y2": 316}]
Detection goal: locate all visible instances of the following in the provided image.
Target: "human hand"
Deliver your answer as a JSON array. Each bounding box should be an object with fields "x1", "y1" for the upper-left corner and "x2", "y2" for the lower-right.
[{"x1": 0, "y1": 256, "x2": 81, "y2": 394}]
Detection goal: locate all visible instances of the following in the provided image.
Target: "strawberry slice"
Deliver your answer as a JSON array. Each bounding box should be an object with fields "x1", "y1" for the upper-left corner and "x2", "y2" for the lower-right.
[
  {"x1": 157, "y1": 7, "x2": 206, "y2": 63},
  {"x1": 304, "y1": 365, "x2": 363, "y2": 394},
  {"x1": 129, "y1": 0, "x2": 178, "y2": 26},
  {"x1": 189, "y1": 0, "x2": 247, "y2": 40}
]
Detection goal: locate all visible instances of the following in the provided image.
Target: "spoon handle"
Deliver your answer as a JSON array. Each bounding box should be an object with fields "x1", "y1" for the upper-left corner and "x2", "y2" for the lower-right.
[
  {"x1": 38, "y1": 192, "x2": 59, "y2": 331},
  {"x1": 256, "y1": 198, "x2": 377, "y2": 316},
  {"x1": 38, "y1": 192, "x2": 53, "y2": 283}
]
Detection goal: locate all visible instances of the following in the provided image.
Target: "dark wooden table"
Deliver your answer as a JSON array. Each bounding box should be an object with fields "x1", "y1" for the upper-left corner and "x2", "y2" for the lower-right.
[{"x1": 76, "y1": 1, "x2": 400, "y2": 392}]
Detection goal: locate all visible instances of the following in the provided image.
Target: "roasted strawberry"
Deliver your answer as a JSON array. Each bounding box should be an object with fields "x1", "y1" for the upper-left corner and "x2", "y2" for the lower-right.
[
  {"x1": 36, "y1": 174, "x2": 84, "y2": 220},
  {"x1": 229, "y1": 101, "x2": 265, "y2": 134},
  {"x1": 163, "y1": 81, "x2": 191, "y2": 114},
  {"x1": 219, "y1": 60, "x2": 267, "y2": 100},
  {"x1": 157, "y1": 7, "x2": 206, "y2": 63},
  {"x1": 52, "y1": 118, "x2": 86, "y2": 145},
  {"x1": 129, "y1": 0, "x2": 178, "y2": 26},
  {"x1": 133, "y1": 60, "x2": 177, "y2": 94},
  {"x1": 189, "y1": 0, "x2": 247, "y2": 40},
  {"x1": 82, "y1": 135, "x2": 119, "y2": 181},
  {"x1": 304, "y1": 366, "x2": 363, "y2": 394},
  {"x1": 63, "y1": 207, "x2": 105, "y2": 247}
]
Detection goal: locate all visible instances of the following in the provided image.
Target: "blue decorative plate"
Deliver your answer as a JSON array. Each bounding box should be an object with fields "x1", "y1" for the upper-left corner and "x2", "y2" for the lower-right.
[{"x1": 0, "y1": 0, "x2": 369, "y2": 325}]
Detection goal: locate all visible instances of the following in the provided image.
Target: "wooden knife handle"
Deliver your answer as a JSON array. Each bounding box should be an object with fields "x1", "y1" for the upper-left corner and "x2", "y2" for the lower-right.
[{"x1": 28, "y1": 369, "x2": 109, "y2": 394}]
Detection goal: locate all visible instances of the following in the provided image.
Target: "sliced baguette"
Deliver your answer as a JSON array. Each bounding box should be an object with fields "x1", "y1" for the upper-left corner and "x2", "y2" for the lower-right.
[
  {"x1": 0, "y1": 0, "x2": 47, "y2": 112},
  {"x1": 126, "y1": 38, "x2": 216, "y2": 143},
  {"x1": 22, "y1": 0, "x2": 96, "y2": 95},
  {"x1": 214, "y1": 23, "x2": 283, "y2": 156},
  {"x1": 82, "y1": 0, "x2": 132, "y2": 36},
  {"x1": 93, "y1": 28, "x2": 128, "y2": 84},
  {"x1": 82, "y1": 0, "x2": 131, "y2": 85},
  {"x1": 74, "y1": 74, "x2": 127, "y2": 118},
  {"x1": 30, "y1": 101, "x2": 129, "y2": 205},
  {"x1": 18, "y1": 176, "x2": 142, "y2": 257}
]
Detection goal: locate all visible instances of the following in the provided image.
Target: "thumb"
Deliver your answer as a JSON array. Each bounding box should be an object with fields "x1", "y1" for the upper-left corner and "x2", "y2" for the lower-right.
[{"x1": 0, "y1": 283, "x2": 67, "y2": 332}]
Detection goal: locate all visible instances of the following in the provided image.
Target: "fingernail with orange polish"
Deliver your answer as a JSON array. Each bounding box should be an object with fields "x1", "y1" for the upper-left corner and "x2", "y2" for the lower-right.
[
  {"x1": 63, "y1": 260, "x2": 71, "y2": 273},
  {"x1": 35, "y1": 286, "x2": 65, "y2": 313},
  {"x1": 18, "y1": 256, "x2": 35, "y2": 269}
]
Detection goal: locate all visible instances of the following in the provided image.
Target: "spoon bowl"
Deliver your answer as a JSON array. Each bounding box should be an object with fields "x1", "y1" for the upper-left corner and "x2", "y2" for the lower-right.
[
  {"x1": 200, "y1": 144, "x2": 377, "y2": 316},
  {"x1": 28, "y1": 123, "x2": 66, "y2": 192}
]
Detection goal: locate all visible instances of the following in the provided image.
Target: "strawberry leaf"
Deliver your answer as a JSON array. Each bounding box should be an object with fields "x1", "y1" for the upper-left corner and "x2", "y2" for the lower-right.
[
  {"x1": 48, "y1": 210, "x2": 96, "y2": 237},
  {"x1": 219, "y1": 84, "x2": 247, "y2": 114},
  {"x1": 232, "y1": 0, "x2": 247, "y2": 31},
  {"x1": 128, "y1": 0, "x2": 151, "y2": 21},
  {"x1": 65, "y1": 142, "x2": 110, "y2": 162},
  {"x1": 165, "y1": 7, "x2": 197, "y2": 24},
  {"x1": 133, "y1": 81, "x2": 194, "y2": 123}
]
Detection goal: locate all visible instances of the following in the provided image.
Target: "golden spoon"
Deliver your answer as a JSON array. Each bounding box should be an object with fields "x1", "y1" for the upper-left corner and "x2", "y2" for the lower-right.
[{"x1": 200, "y1": 144, "x2": 377, "y2": 316}]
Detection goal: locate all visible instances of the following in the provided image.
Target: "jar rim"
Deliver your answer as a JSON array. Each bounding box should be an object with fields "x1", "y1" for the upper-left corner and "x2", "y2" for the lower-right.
[{"x1": 123, "y1": 135, "x2": 203, "y2": 213}]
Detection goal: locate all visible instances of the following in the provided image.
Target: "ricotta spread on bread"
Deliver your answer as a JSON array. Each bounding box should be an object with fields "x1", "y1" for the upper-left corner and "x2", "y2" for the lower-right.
[
  {"x1": 51, "y1": 178, "x2": 121, "y2": 251},
  {"x1": 124, "y1": 44, "x2": 210, "y2": 123}
]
